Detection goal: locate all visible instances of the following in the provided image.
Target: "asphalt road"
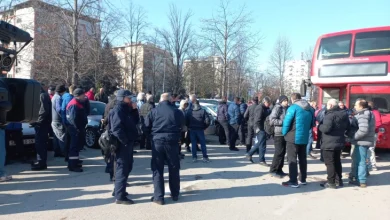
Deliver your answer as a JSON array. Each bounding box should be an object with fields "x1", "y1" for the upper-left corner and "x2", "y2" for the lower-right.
[{"x1": 1, "y1": 136, "x2": 390, "y2": 220}]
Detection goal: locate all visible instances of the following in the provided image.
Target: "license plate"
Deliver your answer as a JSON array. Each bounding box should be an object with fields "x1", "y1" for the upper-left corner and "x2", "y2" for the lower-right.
[{"x1": 23, "y1": 139, "x2": 35, "y2": 145}]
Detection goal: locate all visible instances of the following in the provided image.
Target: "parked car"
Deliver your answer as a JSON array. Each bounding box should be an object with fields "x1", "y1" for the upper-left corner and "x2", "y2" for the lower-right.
[
  {"x1": 199, "y1": 103, "x2": 218, "y2": 135},
  {"x1": 85, "y1": 100, "x2": 106, "y2": 148}
]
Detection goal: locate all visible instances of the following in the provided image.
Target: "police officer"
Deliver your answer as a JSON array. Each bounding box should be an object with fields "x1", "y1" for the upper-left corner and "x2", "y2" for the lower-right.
[
  {"x1": 145, "y1": 93, "x2": 184, "y2": 205},
  {"x1": 109, "y1": 90, "x2": 139, "y2": 205},
  {"x1": 66, "y1": 88, "x2": 88, "y2": 172},
  {"x1": 31, "y1": 87, "x2": 52, "y2": 171}
]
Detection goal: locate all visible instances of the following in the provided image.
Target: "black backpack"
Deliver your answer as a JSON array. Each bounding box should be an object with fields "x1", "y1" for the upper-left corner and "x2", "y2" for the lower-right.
[
  {"x1": 99, "y1": 115, "x2": 118, "y2": 163},
  {"x1": 264, "y1": 115, "x2": 275, "y2": 136}
]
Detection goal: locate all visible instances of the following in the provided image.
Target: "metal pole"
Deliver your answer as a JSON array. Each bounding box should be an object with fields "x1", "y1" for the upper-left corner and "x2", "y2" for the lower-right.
[{"x1": 163, "y1": 59, "x2": 166, "y2": 93}]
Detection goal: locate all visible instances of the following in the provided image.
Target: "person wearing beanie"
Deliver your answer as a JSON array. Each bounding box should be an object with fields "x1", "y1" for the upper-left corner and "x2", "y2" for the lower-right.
[
  {"x1": 244, "y1": 96, "x2": 259, "y2": 152},
  {"x1": 51, "y1": 85, "x2": 67, "y2": 158},
  {"x1": 269, "y1": 95, "x2": 289, "y2": 178},
  {"x1": 66, "y1": 88, "x2": 88, "y2": 172}
]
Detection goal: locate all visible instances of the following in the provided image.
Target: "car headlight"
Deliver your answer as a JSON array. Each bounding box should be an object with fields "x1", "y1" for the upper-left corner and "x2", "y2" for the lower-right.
[{"x1": 379, "y1": 128, "x2": 386, "y2": 133}]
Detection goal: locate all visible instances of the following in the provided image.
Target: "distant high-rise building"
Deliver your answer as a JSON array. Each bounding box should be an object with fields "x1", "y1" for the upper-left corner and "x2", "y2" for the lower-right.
[{"x1": 283, "y1": 60, "x2": 310, "y2": 97}]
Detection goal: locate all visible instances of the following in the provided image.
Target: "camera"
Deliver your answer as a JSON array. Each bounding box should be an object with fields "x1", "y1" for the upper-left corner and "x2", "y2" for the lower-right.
[{"x1": 0, "y1": 21, "x2": 40, "y2": 125}]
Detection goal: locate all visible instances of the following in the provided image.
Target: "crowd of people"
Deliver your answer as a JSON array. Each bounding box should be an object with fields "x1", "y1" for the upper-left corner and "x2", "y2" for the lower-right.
[{"x1": 0, "y1": 85, "x2": 383, "y2": 206}]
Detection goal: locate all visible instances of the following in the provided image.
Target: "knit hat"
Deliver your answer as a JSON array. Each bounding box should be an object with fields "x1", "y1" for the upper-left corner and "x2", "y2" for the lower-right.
[
  {"x1": 55, "y1": 85, "x2": 66, "y2": 93},
  {"x1": 73, "y1": 88, "x2": 85, "y2": 97},
  {"x1": 278, "y1": 95, "x2": 288, "y2": 103}
]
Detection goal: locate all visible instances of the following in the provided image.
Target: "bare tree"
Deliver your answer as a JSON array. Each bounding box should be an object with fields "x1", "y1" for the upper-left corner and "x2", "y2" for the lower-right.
[
  {"x1": 122, "y1": 1, "x2": 148, "y2": 92},
  {"x1": 201, "y1": 0, "x2": 262, "y2": 97},
  {"x1": 157, "y1": 4, "x2": 193, "y2": 94},
  {"x1": 268, "y1": 35, "x2": 293, "y2": 95},
  {"x1": 303, "y1": 45, "x2": 314, "y2": 61}
]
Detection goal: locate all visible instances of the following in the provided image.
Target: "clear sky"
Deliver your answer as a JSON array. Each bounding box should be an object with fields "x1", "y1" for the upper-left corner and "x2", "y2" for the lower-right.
[{"x1": 110, "y1": 0, "x2": 390, "y2": 70}]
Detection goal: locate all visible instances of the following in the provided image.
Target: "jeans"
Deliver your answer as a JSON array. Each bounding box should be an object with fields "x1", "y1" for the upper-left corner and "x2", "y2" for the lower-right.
[
  {"x1": 228, "y1": 124, "x2": 239, "y2": 149},
  {"x1": 248, "y1": 131, "x2": 267, "y2": 162},
  {"x1": 353, "y1": 145, "x2": 368, "y2": 184},
  {"x1": 306, "y1": 129, "x2": 313, "y2": 155},
  {"x1": 367, "y1": 134, "x2": 377, "y2": 169},
  {"x1": 218, "y1": 120, "x2": 230, "y2": 146},
  {"x1": 0, "y1": 129, "x2": 7, "y2": 177},
  {"x1": 270, "y1": 136, "x2": 286, "y2": 173},
  {"x1": 323, "y1": 150, "x2": 342, "y2": 184},
  {"x1": 190, "y1": 130, "x2": 208, "y2": 159},
  {"x1": 286, "y1": 142, "x2": 307, "y2": 184}
]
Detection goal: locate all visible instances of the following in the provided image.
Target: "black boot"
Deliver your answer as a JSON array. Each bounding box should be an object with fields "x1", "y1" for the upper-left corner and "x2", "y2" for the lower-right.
[{"x1": 31, "y1": 162, "x2": 47, "y2": 171}]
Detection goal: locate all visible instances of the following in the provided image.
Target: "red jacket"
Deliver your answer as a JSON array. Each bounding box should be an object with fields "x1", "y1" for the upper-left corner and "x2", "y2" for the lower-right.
[
  {"x1": 372, "y1": 109, "x2": 382, "y2": 132},
  {"x1": 85, "y1": 91, "x2": 95, "y2": 101}
]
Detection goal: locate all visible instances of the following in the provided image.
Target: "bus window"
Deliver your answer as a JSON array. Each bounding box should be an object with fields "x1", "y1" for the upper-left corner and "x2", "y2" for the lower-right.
[
  {"x1": 322, "y1": 88, "x2": 340, "y2": 105},
  {"x1": 318, "y1": 34, "x2": 352, "y2": 60},
  {"x1": 354, "y1": 31, "x2": 390, "y2": 57},
  {"x1": 349, "y1": 85, "x2": 390, "y2": 113}
]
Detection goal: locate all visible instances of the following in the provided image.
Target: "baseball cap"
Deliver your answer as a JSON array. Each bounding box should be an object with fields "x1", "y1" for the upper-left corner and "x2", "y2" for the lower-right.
[{"x1": 73, "y1": 88, "x2": 85, "y2": 97}]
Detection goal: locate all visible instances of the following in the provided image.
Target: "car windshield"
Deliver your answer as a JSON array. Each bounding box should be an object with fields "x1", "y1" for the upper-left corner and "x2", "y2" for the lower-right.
[
  {"x1": 349, "y1": 85, "x2": 390, "y2": 113},
  {"x1": 318, "y1": 34, "x2": 352, "y2": 60},
  {"x1": 90, "y1": 102, "x2": 106, "y2": 115},
  {"x1": 354, "y1": 31, "x2": 390, "y2": 56}
]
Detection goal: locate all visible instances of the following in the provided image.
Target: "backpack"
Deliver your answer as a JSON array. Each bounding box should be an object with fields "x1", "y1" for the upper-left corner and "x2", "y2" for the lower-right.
[
  {"x1": 264, "y1": 115, "x2": 274, "y2": 135},
  {"x1": 99, "y1": 115, "x2": 118, "y2": 163}
]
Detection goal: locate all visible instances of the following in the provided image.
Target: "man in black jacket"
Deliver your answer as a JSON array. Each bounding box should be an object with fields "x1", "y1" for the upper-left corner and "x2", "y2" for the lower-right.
[
  {"x1": 318, "y1": 99, "x2": 350, "y2": 189},
  {"x1": 109, "y1": 90, "x2": 140, "y2": 205},
  {"x1": 145, "y1": 93, "x2": 184, "y2": 205},
  {"x1": 244, "y1": 96, "x2": 259, "y2": 152},
  {"x1": 186, "y1": 100, "x2": 210, "y2": 163},
  {"x1": 245, "y1": 97, "x2": 271, "y2": 166},
  {"x1": 31, "y1": 88, "x2": 52, "y2": 171}
]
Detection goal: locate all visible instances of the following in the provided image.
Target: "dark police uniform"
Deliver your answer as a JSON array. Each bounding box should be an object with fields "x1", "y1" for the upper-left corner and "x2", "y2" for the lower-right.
[
  {"x1": 66, "y1": 89, "x2": 88, "y2": 172},
  {"x1": 145, "y1": 100, "x2": 184, "y2": 204},
  {"x1": 109, "y1": 90, "x2": 139, "y2": 204}
]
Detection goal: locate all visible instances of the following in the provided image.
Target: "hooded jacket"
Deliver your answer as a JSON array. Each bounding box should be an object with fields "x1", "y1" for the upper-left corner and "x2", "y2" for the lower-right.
[
  {"x1": 186, "y1": 104, "x2": 209, "y2": 130},
  {"x1": 319, "y1": 107, "x2": 350, "y2": 150},
  {"x1": 350, "y1": 108, "x2": 375, "y2": 147},
  {"x1": 217, "y1": 101, "x2": 228, "y2": 121},
  {"x1": 282, "y1": 100, "x2": 315, "y2": 145},
  {"x1": 269, "y1": 103, "x2": 288, "y2": 136}
]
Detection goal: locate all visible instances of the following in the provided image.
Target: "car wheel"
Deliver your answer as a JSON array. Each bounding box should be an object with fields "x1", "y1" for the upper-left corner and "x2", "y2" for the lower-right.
[{"x1": 85, "y1": 128, "x2": 98, "y2": 148}]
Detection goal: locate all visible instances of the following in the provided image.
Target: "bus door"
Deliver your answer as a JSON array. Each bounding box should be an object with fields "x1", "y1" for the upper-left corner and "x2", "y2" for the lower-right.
[{"x1": 321, "y1": 87, "x2": 343, "y2": 108}]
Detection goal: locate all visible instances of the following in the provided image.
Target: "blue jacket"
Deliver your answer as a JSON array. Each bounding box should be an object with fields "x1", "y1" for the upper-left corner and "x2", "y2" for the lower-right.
[
  {"x1": 282, "y1": 100, "x2": 314, "y2": 145},
  {"x1": 240, "y1": 103, "x2": 248, "y2": 115},
  {"x1": 61, "y1": 92, "x2": 73, "y2": 125},
  {"x1": 228, "y1": 103, "x2": 241, "y2": 125},
  {"x1": 145, "y1": 101, "x2": 184, "y2": 142},
  {"x1": 109, "y1": 102, "x2": 140, "y2": 145},
  {"x1": 66, "y1": 98, "x2": 88, "y2": 131}
]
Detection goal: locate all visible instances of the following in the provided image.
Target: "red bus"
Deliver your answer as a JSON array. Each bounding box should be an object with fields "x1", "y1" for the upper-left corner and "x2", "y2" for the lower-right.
[{"x1": 304, "y1": 26, "x2": 390, "y2": 149}]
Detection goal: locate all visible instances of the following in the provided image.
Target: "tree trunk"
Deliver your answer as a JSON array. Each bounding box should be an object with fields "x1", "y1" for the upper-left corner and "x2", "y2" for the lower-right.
[{"x1": 72, "y1": 0, "x2": 79, "y2": 87}]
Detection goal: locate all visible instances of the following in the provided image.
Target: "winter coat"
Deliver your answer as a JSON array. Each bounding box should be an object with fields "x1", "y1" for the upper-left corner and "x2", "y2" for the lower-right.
[
  {"x1": 217, "y1": 102, "x2": 228, "y2": 121},
  {"x1": 269, "y1": 103, "x2": 287, "y2": 136},
  {"x1": 228, "y1": 103, "x2": 241, "y2": 125},
  {"x1": 254, "y1": 104, "x2": 270, "y2": 131},
  {"x1": 145, "y1": 101, "x2": 184, "y2": 142},
  {"x1": 85, "y1": 91, "x2": 95, "y2": 101},
  {"x1": 139, "y1": 102, "x2": 154, "y2": 118},
  {"x1": 94, "y1": 92, "x2": 109, "y2": 104},
  {"x1": 61, "y1": 92, "x2": 73, "y2": 125},
  {"x1": 244, "y1": 102, "x2": 258, "y2": 126},
  {"x1": 36, "y1": 90, "x2": 52, "y2": 125},
  {"x1": 318, "y1": 107, "x2": 350, "y2": 150},
  {"x1": 109, "y1": 102, "x2": 140, "y2": 144},
  {"x1": 316, "y1": 107, "x2": 326, "y2": 124},
  {"x1": 51, "y1": 93, "x2": 62, "y2": 123},
  {"x1": 66, "y1": 98, "x2": 88, "y2": 131},
  {"x1": 103, "y1": 99, "x2": 116, "y2": 129},
  {"x1": 240, "y1": 103, "x2": 248, "y2": 115},
  {"x1": 350, "y1": 109, "x2": 375, "y2": 147},
  {"x1": 282, "y1": 100, "x2": 315, "y2": 145},
  {"x1": 186, "y1": 104, "x2": 209, "y2": 130}
]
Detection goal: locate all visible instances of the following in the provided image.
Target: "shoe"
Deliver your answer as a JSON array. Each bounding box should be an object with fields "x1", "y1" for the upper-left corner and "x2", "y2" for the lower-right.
[
  {"x1": 171, "y1": 196, "x2": 179, "y2": 201},
  {"x1": 299, "y1": 181, "x2": 307, "y2": 185},
  {"x1": 245, "y1": 154, "x2": 254, "y2": 163},
  {"x1": 0, "y1": 175, "x2": 12, "y2": 182},
  {"x1": 275, "y1": 171, "x2": 288, "y2": 178},
  {"x1": 320, "y1": 182, "x2": 337, "y2": 189},
  {"x1": 282, "y1": 181, "x2": 300, "y2": 188},
  {"x1": 67, "y1": 164, "x2": 82, "y2": 168},
  {"x1": 348, "y1": 176, "x2": 357, "y2": 182},
  {"x1": 112, "y1": 191, "x2": 129, "y2": 197},
  {"x1": 116, "y1": 198, "x2": 135, "y2": 205},
  {"x1": 308, "y1": 154, "x2": 317, "y2": 159},
  {"x1": 180, "y1": 153, "x2": 185, "y2": 160},
  {"x1": 192, "y1": 158, "x2": 198, "y2": 163},
  {"x1": 348, "y1": 180, "x2": 360, "y2": 186},
  {"x1": 151, "y1": 197, "x2": 165, "y2": 205},
  {"x1": 31, "y1": 163, "x2": 47, "y2": 171},
  {"x1": 360, "y1": 183, "x2": 367, "y2": 188},
  {"x1": 259, "y1": 161, "x2": 270, "y2": 167},
  {"x1": 69, "y1": 167, "x2": 83, "y2": 172},
  {"x1": 186, "y1": 146, "x2": 191, "y2": 152},
  {"x1": 336, "y1": 181, "x2": 344, "y2": 187},
  {"x1": 229, "y1": 147, "x2": 239, "y2": 151},
  {"x1": 203, "y1": 158, "x2": 210, "y2": 163},
  {"x1": 370, "y1": 166, "x2": 378, "y2": 171},
  {"x1": 270, "y1": 172, "x2": 282, "y2": 179}
]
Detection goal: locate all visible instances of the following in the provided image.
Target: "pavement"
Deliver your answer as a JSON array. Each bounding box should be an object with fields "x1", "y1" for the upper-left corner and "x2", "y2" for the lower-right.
[{"x1": 1, "y1": 136, "x2": 390, "y2": 220}]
